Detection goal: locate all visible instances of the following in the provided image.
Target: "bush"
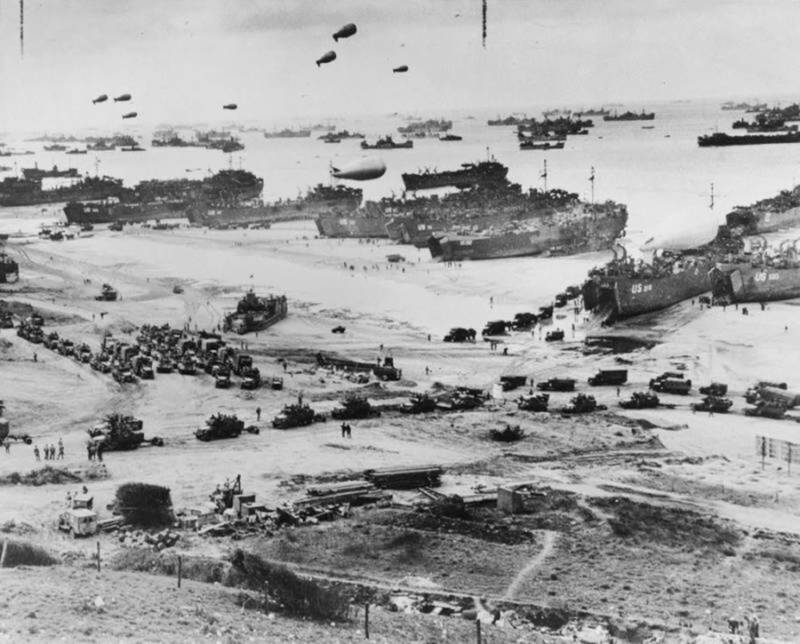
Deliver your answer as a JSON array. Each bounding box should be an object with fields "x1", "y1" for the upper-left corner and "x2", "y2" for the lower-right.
[
  {"x1": 229, "y1": 550, "x2": 350, "y2": 622},
  {"x1": 1, "y1": 539, "x2": 58, "y2": 567},
  {"x1": 115, "y1": 483, "x2": 173, "y2": 528}
]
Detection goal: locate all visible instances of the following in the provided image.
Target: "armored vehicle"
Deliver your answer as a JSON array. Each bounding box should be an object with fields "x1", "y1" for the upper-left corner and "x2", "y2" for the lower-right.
[
  {"x1": 619, "y1": 391, "x2": 660, "y2": 409},
  {"x1": 272, "y1": 398, "x2": 324, "y2": 429},
  {"x1": 562, "y1": 393, "x2": 607, "y2": 414},
  {"x1": 331, "y1": 396, "x2": 380, "y2": 420},
  {"x1": 537, "y1": 377, "x2": 576, "y2": 392},
  {"x1": 195, "y1": 414, "x2": 245, "y2": 441},
  {"x1": 692, "y1": 396, "x2": 733, "y2": 413},
  {"x1": 517, "y1": 393, "x2": 549, "y2": 412}
]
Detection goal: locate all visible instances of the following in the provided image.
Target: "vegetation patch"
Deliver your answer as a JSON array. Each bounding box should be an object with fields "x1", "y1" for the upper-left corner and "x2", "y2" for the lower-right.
[
  {"x1": 115, "y1": 483, "x2": 173, "y2": 528},
  {"x1": 0, "y1": 539, "x2": 58, "y2": 567}
]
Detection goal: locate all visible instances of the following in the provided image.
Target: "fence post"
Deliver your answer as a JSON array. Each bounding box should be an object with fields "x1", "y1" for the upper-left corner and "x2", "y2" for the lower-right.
[
  {"x1": 0, "y1": 539, "x2": 7, "y2": 568},
  {"x1": 476, "y1": 619, "x2": 481, "y2": 644},
  {"x1": 177, "y1": 555, "x2": 182, "y2": 588},
  {"x1": 789, "y1": 445, "x2": 792, "y2": 476},
  {"x1": 364, "y1": 603, "x2": 370, "y2": 639},
  {"x1": 96, "y1": 541, "x2": 101, "y2": 572}
]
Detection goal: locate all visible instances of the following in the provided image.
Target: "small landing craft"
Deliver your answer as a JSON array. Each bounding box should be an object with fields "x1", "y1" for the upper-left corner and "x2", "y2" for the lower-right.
[
  {"x1": 333, "y1": 23, "x2": 357, "y2": 42},
  {"x1": 316, "y1": 51, "x2": 336, "y2": 67}
]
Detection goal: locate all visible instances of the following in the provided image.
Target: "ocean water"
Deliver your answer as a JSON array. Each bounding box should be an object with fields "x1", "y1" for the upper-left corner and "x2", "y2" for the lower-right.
[{"x1": 2, "y1": 99, "x2": 800, "y2": 246}]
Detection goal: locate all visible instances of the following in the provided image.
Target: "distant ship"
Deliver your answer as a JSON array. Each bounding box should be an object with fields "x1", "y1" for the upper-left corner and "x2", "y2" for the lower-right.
[
  {"x1": 721, "y1": 101, "x2": 767, "y2": 112},
  {"x1": 519, "y1": 139, "x2": 565, "y2": 151},
  {"x1": 697, "y1": 132, "x2": 800, "y2": 147},
  {"x1": 360, "y1": 136, "x2": 413, "y2": 150},
  {"x1": 397, "y1": 119, "x2": 452, "y2": 138},
  {"x1": 43, "y1": 144, "x2": 67, "y2": 152},
  {"x1": 263, "y1": 128, "x2": 311, "y2": 139},
  {"x1": 317, "y1": 130, "x2": 364, "y2": 140},
  {"x1": 711, "y1": 247, "x2": 800, "y2": 304},
  {"x1": 603, "y1": 111, "x2": 655, "y2": 122},
  {"x1": 438, "y1": 133, "x2": 463, "y2": 141},
  {"x1": 151, "y1": 134, "x2": 204, "y2": 148},
  {"x1": 574, "y1": 108, "x2": 610, "y2": 117},
  {"x1": 0, "y1": 175, "x2": 124, "y2": 207},
  {"x1": 22, "y1": 165, "x2": 80, "y2": 180},
  {"x1": 428, "y1": 203, "x2": 627, "y2": 261},
  {"x1": 717, "y1": 184, "x2": 800, "y2": 235},
  {"x1": 401, "y1": 159, "x2": 508, "y2": 191},
  {"x1": 582, "y1": 247, "x2": 713, "y2": 321}
]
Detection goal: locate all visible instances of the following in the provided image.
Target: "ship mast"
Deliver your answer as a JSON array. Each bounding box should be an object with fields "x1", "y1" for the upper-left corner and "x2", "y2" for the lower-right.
[
  {"x1": 540, "y1": 159, "x2": 547, "y2": 192},
  {"x1": 709, "y1": 182, "x2": 714, "y2": 211},
  {"x1": 589, "y1": 166, "x2": 595, "y2": 204}
]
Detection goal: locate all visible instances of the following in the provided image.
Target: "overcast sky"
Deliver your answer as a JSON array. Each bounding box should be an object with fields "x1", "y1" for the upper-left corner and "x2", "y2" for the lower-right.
[{"x1": 1, "y1": 0, "x2": 799, "y2": 132}]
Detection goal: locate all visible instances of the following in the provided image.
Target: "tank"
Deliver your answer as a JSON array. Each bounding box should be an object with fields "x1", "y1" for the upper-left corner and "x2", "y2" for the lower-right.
[
  {"x1": 88, "y1": 413, "x2": 161, "y2": 451},
  {"x1": 619, "y1": 391, "x2": 660, "y2": 409},
  {"x1": 400, "y1": 393, "x2": 437, "y2": 414},
  {"x1": 271, "y1": 398, "x2": 324, "y2": 429},
  {"x1": 692, "y1": 396, "x2": 733, "y2": 413},
  {"x1": 331, "y1": 396, "x2": 380, "y2": 420},
  {"x1": 517, "y1": 393, "x2": 549, "y2": 412},
  {"x1": 562, "y1": 394, "x2": 607, "y2": 414},
  {"x1": 195, "y1": 413, "x2": 245, "y2": 441}
]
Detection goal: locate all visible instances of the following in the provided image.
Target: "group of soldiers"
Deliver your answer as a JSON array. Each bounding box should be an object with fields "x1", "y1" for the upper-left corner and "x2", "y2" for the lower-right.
[
  {"x1": 86, "y1": 440, "x2": 104, "y2": 462},
  {"x1": 33, "y1": 439, "x2": 64, "y2": 461}
]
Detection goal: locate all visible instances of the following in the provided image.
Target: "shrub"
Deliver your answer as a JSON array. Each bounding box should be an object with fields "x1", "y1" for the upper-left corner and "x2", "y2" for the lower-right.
[
  {"x1": 229, "y1": 550, "x2": 350, "y2": 622},
  {"x1": 1, "y1": 539, "x2": 58, "y2": 567},
  {"x1": 115, "y1": 483, "x2": 173, "y2": 528}
]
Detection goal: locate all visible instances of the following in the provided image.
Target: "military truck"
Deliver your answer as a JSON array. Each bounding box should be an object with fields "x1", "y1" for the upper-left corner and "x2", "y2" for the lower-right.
[
  {"x1": 331, "y1": 395, "x2": 380, "y2": 420},
  {"x1": 517, "y1": 393, "x2": 549, "y2": 412},
  {"x1": 619, "y1": 391, "x2": 660, "y2": 409},
  {"x1": 133, "y1": 355, "x2": 154, "y2": 379},
  {"x1": 692, "y1": 396, "x2": 733, "y2": 413},
  {"x1": 271, "y1": 376, "x2": 284, "y2": 390},
  {"x1": 649, "y1": 376, "x2": 691, "y2": 395},
  {"x1": 95, "y1": 283, "x2": 118, "y2": 301},
  {"x1": 554, "y1": 293, "x2": 569, "y2": 308},
  {"x1": 537, "y1": 377, "x2": 576, "y2": 392},
  {"x1": 588, "y1": 369, "x2": 628, "y2": 386},
  {"x1": 443, "y1": 327, "x2": 476, "y2": 342},
  {"x1": 58, "y1": 494, "x2": 98, "y2": 538},
  {"x1": 240, "y1": 366, "x2": 261, "y2": 390},
  {"x1": 156, "y1": 354, "x2": 175, "y2": 373},
  {"x1": 112, "y1": 362, "x2": 136, "y2": 384},
  {"x1": 57, "y1": 338, "x2": 75, "y2": 357},
  {"x1": 74, "y1": 343, "x2": 92, "y2": 363},
  {"x1": 195, "y1": 414, "x2": 248, "y2": 441},
  {"x1": 43, "y1": 331, "x2": 60, "y2": 350},
  {"x1": 177, "y1": 354, "x2": 197, "y2": 375},
  {"x1": 499, "y1": 375, "x2": 528, "y2": 391},
  {"x1": 511, "y1": 312, "x2": 538, "y2": 331},
  {"x1": 272, "y1": 398, "x2": 324, "y2": 429},
  {"x1": 699, "y1": 382, "x2": 728, "y2": 397},
  {"x1": 545, "y1": 329, "x2": 564, "y2": 342},
  {"x1": 373, "y1": 357, "x2": 402, "y2": 381},
  {"x1": 482, "y1": 320, "x2": 508, "y2": 336}
]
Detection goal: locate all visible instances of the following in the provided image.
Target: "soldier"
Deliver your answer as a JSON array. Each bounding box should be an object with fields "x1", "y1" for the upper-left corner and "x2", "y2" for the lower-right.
[
  {"x1": 341, "y1": 422, "x2": 347, "y2": 438},
  {"x1": 58, "y1": 440, "x2": 64, "y2": 460},
  {"x1": 256, "y1": 407, "x2": 261, "y2": 422},
  {"x1": 34, "y1": 445, "x2": 40, "y2": 461},
  {"x1": 96, "y1": 443, "x2": 104, "y2": 462},
  {"x1": 3, "y1": 441, "x2": 9, "y2": 455}
]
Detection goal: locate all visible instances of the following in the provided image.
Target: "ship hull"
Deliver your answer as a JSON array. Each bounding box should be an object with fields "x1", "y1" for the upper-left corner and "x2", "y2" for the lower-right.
[
  {"x1": 64, "y1": 201, "x2": 186, "y2": 224},
  {"x1": 726, "y1": 205, "x2": 800, "y2": 234},
  {"x1": 314, "y1": 212, "x2": 389, "y2": 238},
  {"x1": 401, "y1": 165, "x2": 508, "y2": 191},
  {"x1": 698, "y1": 133, "x2": 800, "y2": 147},
  {"x1": 585, "y1": 259, "x2": 712, "y2": 319},
  {"x1": 711, "y1": 265, "x2": 800, "y2": 303},
  {"x1": 429, "y1": 212, "x2": 626, "y2": 261}
]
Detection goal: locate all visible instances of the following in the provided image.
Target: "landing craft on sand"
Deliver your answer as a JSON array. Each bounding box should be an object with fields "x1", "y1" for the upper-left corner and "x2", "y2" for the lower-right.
[
  {"x1": 223, "y1": 103, "x2": 237, "y2": 110},
  {"x1": 122, "y1": 112, "x2": 138, "y2": 119},
  {"x1": 331, "y1": 157, "x2": 386, "y2": 181},
  {"x1": 316, "y1": 51, "x2": 337, "y2": 67},
  {"x1": 92, "y1": 94, "x2": 108, "y2": 104},
  {"x1": 114, "y1": 93, "x2": 132, "y2": 102},
  {"x1": 333, "y1": 23, "x2": 357, "y2": 41},
  {"x1": 393, "y1": 65, "x2": 409, "y2": 73}
]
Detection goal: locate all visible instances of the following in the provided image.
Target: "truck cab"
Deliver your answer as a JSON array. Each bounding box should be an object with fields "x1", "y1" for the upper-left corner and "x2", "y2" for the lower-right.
[{"x1": 58, "y1": 494, "x2": 98, "y2": 537}]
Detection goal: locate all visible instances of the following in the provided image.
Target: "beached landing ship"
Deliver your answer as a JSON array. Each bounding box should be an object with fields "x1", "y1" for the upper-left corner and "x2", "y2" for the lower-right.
[
  {"x1": 711, "y1": 242, "x2": 800, "y2": 304},
  {"x1": 717, "y1": 185, "x2": 800, "y2": 236},
  {"x1": 188, "y1": 184, "x2": 362, "y2": 229},
  {"x1": 582, "y1": 246, "x2": 714, "y2": 321},
  {"x1": 0, "y1": 175, "x2": 125, "y2": 207},
  {"x1": 698, "y1": 132, "x2": 800, "y2": 147},
  {"x1": 401, "y1": 159, "x2": 508, "y2": 191},
  {"x1": 428, "y1": 201, "x2": 627, "y2": 261},
  {"x1": 222, "y1": 291, "x2": 288, "y2": 334}
]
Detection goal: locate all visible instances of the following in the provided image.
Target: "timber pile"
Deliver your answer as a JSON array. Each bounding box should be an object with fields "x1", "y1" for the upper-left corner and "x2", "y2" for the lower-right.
[{"x1": 364, "y1": 465, "x2": 444, "y2": 489}]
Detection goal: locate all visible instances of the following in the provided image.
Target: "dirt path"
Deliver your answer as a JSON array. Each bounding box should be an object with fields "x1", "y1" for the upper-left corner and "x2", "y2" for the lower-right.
[{"x1": 502, "y1": 530, "x2": 558, "y2": 600}]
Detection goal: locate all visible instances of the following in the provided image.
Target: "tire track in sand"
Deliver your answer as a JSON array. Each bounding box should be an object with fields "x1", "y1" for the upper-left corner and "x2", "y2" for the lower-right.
[{"x1": 503, "y1": 530, "x2": 558, "y2": 601}]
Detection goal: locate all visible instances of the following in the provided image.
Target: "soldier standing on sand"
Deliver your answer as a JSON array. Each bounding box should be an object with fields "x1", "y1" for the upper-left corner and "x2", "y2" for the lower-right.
[
  {"x1": 3, "y1": 441, "x2": 9, "y2": 455},
  {"x1": 34, "y1": 445, "x2": 40, "y2": 461},
  {"x1": 256, "y1": 407, "x2": 261, "y2": 422}
]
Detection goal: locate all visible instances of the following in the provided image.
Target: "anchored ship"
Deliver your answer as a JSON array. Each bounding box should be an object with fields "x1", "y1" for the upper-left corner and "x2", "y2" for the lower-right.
[
  {"x1": 603, "y1": 111, "x2": 655, "y2": 122},
  {"x1": 711, "y1": 242, "x2": 800, "y2": 303},
  {"x1": 361, "y1": 136, "x2": 413, "y2": 150},
  {"x1": 21, "y1": 165, "x2": 79, "y2": 180},
  {"x1": 698, "y1": 132, "x2": 800, "y2": 147},
  {"x1": 401, "y1": 158, "x2": 508, "y2": 191},
  {"x1": 582, "y1": 246, "x2": 714, "y2": 321},
  {"x1": 263, "y1": 128, "x2": 311, "y2": 139}
]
